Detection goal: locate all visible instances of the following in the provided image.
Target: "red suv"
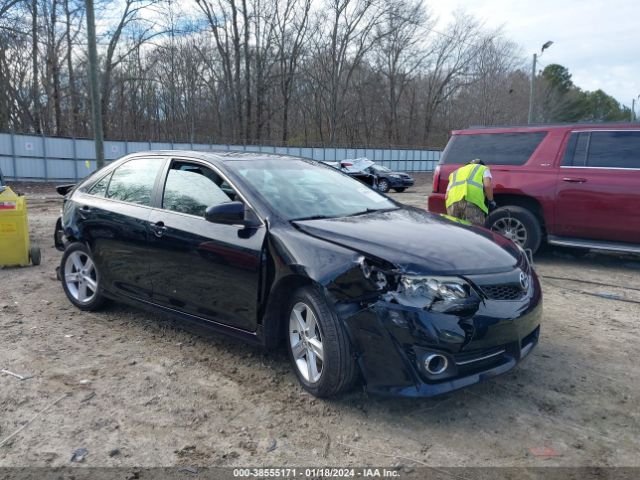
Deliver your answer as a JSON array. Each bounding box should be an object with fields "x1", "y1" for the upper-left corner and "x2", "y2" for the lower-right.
[{"x1": 428, "y1": 124, "x2": 640, "y2": 253}]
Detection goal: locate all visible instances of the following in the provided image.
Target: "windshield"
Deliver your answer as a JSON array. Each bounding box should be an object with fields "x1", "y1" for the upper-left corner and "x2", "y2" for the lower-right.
[
  {"x1": 370, "y1": 165, "x2": 392, "y2": 173},
  {"x1": 231, "y1": 159, "x2": 397, "y2": 221}
]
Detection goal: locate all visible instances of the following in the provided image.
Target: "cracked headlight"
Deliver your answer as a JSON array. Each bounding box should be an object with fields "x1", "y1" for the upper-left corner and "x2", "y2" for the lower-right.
[{"x1": 388, "y1": 275, "x2": 478, "y2": 312}]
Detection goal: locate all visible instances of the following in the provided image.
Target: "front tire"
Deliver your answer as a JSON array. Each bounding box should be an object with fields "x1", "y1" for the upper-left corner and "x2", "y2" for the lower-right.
[
  {"x1": 393, "y1": 187, "x2": 406, "y2": 193},
  {"x1": 286, "y1": 286, "x2": 357, "y2": 397},
  {"x1": 486, "y1": 206, "x2": 542, "y2": 253},
  {"x1": 60, "y1": 242, "x2": 106, "y2": 311}
]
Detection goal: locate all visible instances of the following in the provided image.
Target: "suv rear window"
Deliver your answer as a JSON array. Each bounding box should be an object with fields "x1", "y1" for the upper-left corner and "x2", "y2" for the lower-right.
[
  {"x1": 441, "y1": 132, "x2": 547, "y2": 166},
  {"x1": 563, "y1": 131, "x2": 640, "y2": 169}
]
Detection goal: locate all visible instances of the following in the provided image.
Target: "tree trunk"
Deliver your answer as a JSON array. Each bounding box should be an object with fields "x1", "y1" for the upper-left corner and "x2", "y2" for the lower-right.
[{"x1": 31, "y1": 0, "x2": 41, "y2": 133}]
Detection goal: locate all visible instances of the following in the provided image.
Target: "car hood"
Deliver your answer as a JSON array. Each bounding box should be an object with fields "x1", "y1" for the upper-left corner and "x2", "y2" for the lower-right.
[{"x1": 293, "y1": 207, "x2": 521, "y2": 275}]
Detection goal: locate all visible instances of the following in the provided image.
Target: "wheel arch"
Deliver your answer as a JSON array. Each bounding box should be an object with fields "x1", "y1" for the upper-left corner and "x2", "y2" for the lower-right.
[
  {"x1": 492, "y1": 194, "x2": 547, "y2": 235},
  {"x1": 261, "y1": 274, "x2": 318, "y2": 349}
]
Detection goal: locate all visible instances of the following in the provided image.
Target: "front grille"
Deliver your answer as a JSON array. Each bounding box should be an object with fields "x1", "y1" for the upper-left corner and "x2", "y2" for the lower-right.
[{"x1": 480, "y1": 283, "x2": 525, "y2": 300}]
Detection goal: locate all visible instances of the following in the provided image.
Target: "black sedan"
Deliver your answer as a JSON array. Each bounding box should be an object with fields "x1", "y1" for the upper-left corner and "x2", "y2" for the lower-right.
[
  {"x1": 55, "y1": 151, "x2": 541, "y2": 397},
  {"x1": 344, "y1": 163, "x2": 414, "y2": 193}
]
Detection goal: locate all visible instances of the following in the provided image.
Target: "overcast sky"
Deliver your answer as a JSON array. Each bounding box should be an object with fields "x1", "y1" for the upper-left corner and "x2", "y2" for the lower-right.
[{"x1": 429, "y1": 0, "x2": 639, "y2": 110}]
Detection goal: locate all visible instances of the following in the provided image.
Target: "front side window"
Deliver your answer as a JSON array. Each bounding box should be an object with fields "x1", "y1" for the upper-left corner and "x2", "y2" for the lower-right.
[
  {"x1": 561, "y1": 132, "x2": 589, "y2": 167},
  {"x1": 441, "y1": 132, "x2": 547, "y2": 166},
  {"x1": 162, "y1": 161, "x2": 236, "y2": 217},
  {"x1": 106, "y1": 158, "x2": 163, "y2": 206}
]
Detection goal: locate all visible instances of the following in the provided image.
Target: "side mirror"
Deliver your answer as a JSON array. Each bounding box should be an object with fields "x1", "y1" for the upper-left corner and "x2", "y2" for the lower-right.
[
  {"x1": 205, "y1": 201, "x2": 245, "y2": 225},
  {"x1": 205, "y1": 201, "x2": 261, "y2": 227}
]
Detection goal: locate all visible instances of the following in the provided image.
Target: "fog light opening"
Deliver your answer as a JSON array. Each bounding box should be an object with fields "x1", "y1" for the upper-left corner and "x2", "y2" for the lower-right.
[{"x1": 424, "y1": 354, "x2": 448, "y2": 375}]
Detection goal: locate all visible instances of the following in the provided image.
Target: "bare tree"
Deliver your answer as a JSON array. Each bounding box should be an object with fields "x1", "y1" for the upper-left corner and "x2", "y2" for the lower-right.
[
  {"x1": 273, "y1": 0, "x2": 310, "y2": 142},
  {"x1": 99, "y1": 0, "x2": 160, "y2": 138},
  {"x1": 374, "y1": 0, "x2": 431, "y2": 144},
  {"x1": 2, "y1": 0, "x2": 571, "y2": 149},
  {"x1": 30, "y1": 0, "x2": 41, "y2": 132},
  {"x1": 311, "y1": 0, "x2": 387, "y2": 145},
  {"x1": 419, "y1": 13, "x2": 489, "y2": 144}
]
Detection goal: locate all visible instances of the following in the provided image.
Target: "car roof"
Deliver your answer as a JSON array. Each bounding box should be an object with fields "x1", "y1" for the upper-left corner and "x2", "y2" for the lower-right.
[
  {"x1": 453, "y1": 123, "x2": 640, "y2": 135},
  {"x1": 124, "y1": 150, "x2": 304, "y2": 163}
]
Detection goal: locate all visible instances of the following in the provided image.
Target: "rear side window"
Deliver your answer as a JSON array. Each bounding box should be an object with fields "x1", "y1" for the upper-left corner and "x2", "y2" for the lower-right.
[
  {"x1": 106, "y1": 158, "x2": 163, "y2": 206},
  {"x1": 562, "y1": 131, "x2": 640, "y2": 168},
  {"x1": 441, "y1": 132, "x2": 547, "y2": 165},
  {"x1": 88, "y1": 172, "x2": 112, "y2": 197}
]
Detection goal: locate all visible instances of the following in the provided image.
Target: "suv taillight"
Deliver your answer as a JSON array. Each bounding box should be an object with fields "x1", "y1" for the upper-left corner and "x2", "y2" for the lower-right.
[{"x1": 432, "y1": 165, "x2": 441, "y2": 193}]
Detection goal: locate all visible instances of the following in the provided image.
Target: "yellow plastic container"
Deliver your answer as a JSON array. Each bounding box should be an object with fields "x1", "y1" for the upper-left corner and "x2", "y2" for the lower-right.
[{"x1": 0, "y1": 186, "x2": 40, "y2": 267}]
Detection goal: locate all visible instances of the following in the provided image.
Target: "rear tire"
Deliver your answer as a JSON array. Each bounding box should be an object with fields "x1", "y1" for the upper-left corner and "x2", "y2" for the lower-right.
[
  {"x1": 377, "y1": 179, "x2": 390, "y2": 193},
  {"x1": 60, "y1": 242, "x2": 107, "y2": 311},
  {"x1": 286, "y1": 286, "x2": 357, "y2": 397},
  {"x1": 486, "y1": 206, "x2": 542, "y2": 253}
]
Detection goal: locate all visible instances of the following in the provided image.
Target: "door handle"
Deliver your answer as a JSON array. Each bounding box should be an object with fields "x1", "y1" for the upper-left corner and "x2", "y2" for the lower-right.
[
  {"x1": 150, "y1": 221, "x2": 167, "y2": 238},
  {"x1": 562, "y1": 177, "x2": 587, "y2": 183}
]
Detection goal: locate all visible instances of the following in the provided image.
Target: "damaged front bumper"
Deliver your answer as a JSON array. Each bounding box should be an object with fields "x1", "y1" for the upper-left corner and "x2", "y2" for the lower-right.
[{"x1": 341, "y1": 274, "x2": 542, "y2": 397}]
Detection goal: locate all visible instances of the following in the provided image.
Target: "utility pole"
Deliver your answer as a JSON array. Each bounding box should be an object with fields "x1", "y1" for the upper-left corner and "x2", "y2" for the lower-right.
[
  {"x1": 632, "y1": 98, "x2": 635, "y2": 122},
  {"x1": 528, "y1": 53, "x2": 537, "y2": 124},
  {"x1": 528, "y1": 41, "x2": 553, "y2": 125},
  {"x1": 86, "y1": 0, "x2": 104, "y2": 168}
]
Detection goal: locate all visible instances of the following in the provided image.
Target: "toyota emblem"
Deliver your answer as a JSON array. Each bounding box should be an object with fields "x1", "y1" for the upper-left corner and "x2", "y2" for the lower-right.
[{"x1": 519, "y1": 271, "x2": 529, "y2": 290}]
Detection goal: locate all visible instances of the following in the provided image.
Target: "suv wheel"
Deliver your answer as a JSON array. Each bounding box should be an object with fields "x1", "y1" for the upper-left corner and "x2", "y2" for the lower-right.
[
  {"x1": 60, "y1": 242, "x2": 107, "y2": 311},
  {"x1": 287, "y1": 286, "x2": 357, "y2": 397},
  {"x1": 487, "y1": 206, "x2": 542, "y2": 253}
]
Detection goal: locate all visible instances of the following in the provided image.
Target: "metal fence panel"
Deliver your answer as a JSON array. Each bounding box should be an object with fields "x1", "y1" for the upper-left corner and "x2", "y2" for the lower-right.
[
  {"x1": 0, "y1": 133, "x2": 12, "y2": 155},
  {"x1": 16, "y1": 157, "x2": 45, "y2": 179},
  {"x1": 14, "y1": 135, "x2": 43, "y2": 157},
  {"x1": 125, "y1": 141, "x2": 150, "y2": 153},
  {"x1": 47, "y1": 159, "x2": 76, "y2": 180},
  {"x1": 45, "y1": 137, "x2": 73, "y2": 158},
  {"x1": 0, "y1": 133, "x2": 441, "y2": 181},
  {"x1": 74, "y1": 139, "x2": 95, "y2": 160},
  {"x1": 0, "y1": 156, "x2": 14, "y2": 177},
  {"x1": 105, "y1": 141, "x2": 126, "y2": 159}
]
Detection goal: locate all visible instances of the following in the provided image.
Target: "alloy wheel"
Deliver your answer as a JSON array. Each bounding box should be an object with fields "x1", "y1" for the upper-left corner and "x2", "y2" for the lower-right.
[
  {"x1": 491, "y1": 217, "x2": 528, "y2": 246},
  {"x1": 289, "y1": 302, "x2": 324, "y2": 383},
  {"x1": 64, "y1": 251, "x2": 98, "y2": 304}
]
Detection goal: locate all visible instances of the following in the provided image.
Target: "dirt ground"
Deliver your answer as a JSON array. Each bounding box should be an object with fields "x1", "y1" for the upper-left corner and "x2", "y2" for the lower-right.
[{"x1": 1, "y1": 174, "x2": 639, "y2": 470}]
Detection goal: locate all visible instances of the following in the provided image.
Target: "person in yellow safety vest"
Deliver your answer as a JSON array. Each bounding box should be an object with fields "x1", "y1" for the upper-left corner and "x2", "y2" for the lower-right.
[{"x1": 445, "y1": 158, "x2": 496, "y2": 226}]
